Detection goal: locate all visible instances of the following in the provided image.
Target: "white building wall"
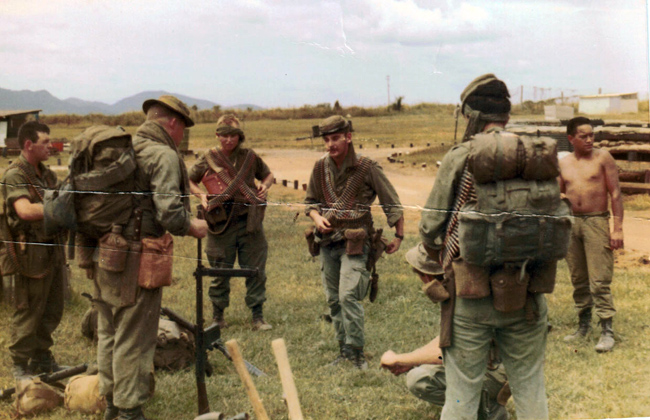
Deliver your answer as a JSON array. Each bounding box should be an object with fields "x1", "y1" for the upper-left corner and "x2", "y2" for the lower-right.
[
  {"x1": 579, "y1": 97, "x2": 610, "y2": 114},
  {"x1": 620, "y1": 99, "x2": 639, "y2": 113},
  {"x1": 0, "y1": 121, "x2": 7, "y2": 147}
]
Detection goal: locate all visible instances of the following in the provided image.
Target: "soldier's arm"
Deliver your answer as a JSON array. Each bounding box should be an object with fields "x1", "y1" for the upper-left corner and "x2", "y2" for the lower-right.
[
  {"x1": 602, "y1": 151, "x2": 624, "y2": 249},
  {"x1": 148, "y1": 149, "x2": 192, "y2": 236},
  {"x1": 13, "y1": 197, "x2": 44, "y2": 221},
  {"x1": 381, "y1": 336, "x2": 443, "y2": 376}
]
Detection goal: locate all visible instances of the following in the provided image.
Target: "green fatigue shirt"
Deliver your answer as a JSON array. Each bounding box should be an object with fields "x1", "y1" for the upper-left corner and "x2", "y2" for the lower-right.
[
  {"x1": 126, "y1": 121, "x2": 193, "y2": 239},
  {"x1": 1, "y1": 155, "x2": 62, "y2": 276},
  {"x1": 305, "y1": 144, "x2": 403, "y2": 245}
]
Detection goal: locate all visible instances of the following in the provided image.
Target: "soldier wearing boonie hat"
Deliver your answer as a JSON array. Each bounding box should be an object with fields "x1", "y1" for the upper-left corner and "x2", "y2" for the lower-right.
[
  {"x1": 419, "y1": 74, "x2": 549, "y2": 419},
  {"x1": 188, "y1": 114, "x2": 274, "y2": 332},
  {"x1": 304, "y1": 115, "x2": 404, "y2": 370},
  {"x1": 96, "y1": 94, "x2": 207, "y2": 420},
  {"x1": 380, "y1": 244, "x2": 510, "y2": 420}
]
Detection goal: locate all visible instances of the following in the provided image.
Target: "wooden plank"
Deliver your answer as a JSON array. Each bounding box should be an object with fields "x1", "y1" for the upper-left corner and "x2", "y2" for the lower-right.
[{"x1": 620, "y1": 182, "x2": 650, "y2": 194}]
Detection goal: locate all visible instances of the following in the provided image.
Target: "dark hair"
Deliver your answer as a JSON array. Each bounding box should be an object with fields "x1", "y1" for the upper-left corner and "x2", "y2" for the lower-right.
[
  {"x1": 18, "y1": 121, "x2": 50, "y2": 149},
  {"x1": 567, "y1": 117, "x2": 592, "y2": 136},
  {"x1": 465, "y1": 80, "x2": 511, "y2": 114}
]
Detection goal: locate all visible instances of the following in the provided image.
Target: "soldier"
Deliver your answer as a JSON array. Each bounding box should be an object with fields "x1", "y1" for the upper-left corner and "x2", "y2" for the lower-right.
[
  {"x1": 380, "y1": 244, "x2": 510, "y2": 420},
  {"x1": 188, "y1": 114, "x2": 274, "y2": 331},
  {"x1": 305, "y1": 115, "x2": 404, "y2": 369},
  {"x1": 419, "y1": 74, "x2": 550, "y2": 419},
  {"x1": 96, "y1": 95, "x2": 208, "y2": 420},
  {"x1": 559, "y1": 116, "x2": 623, "y2": 352},
  {"x1": 1, "y1": 121, "x2": 67, "y2": 379}
]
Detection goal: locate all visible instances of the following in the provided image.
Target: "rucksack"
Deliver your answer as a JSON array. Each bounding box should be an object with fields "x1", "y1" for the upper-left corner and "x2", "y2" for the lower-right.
[
  {"x1": 44, "y1": 125, "x2": 136, "y2": 239},
  {"x1": 458, "y1": 131, "x2": 572, "y2": 267}
]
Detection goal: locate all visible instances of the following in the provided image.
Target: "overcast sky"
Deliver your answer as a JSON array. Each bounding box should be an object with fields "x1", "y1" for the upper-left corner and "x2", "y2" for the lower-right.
[{"x1": 2, "y1": 0, "x2": 648, "y2": 108}]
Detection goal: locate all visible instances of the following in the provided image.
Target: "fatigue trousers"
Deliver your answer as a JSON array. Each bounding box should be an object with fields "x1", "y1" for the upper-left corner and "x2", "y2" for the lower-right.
[
  {"x1": 207, "y1": 217, "x2": 268, "y2": 318},
  {"x1": 565, "y1": 214, "x2": 616, "y2": 320},
  {"x1": 441, "y1": 294, "x2": 548, "y2": 420},
  {"x1": 9, "y1": 267, "x2": 64, "y2": 363},
  {"x1": 320, "y1": 242, "x2": 371, "y2": 349},
  {"x1": 406, "y1": 363, "x2": 507, "y2": 407},
  {"x1": 96, "y1": 287, "x2": 161, "y2": 409}
]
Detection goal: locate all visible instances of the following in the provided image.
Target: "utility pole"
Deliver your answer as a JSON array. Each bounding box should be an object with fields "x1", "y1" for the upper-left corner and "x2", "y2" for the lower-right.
[
  {"x1": 386, "y1": 75, "x2": 391, "y2": 107},
  {"x1": 520, "y1": 85, "x2": 524, "y2": 112}
]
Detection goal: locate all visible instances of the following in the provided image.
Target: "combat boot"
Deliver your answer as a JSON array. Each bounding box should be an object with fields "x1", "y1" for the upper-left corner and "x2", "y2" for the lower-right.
[
  {"x1": 351, "y1": 347, "x2": 368, "y2": 370},
  {"x1": 328, "y1": 341, "x2": 353, "y2": 366},
  {"x1": 12, "y1": 359, "x2": 31, "y2": 380},
  {"x1": 28, "y1": 350, "x2": 67, "y2": 374},
  {"x1": 563, "y1": 308, "x2": 592, "y2": 342},
  {"x1": 104, "y1": 395, "x2": 119, "y2": 420},
  {"x1": 594, "y1": 318, "x2": 615, "y2": 353},
  {"x1": 118, "y1": 406, "x2": 147, "y2": 420},
  {"x1": 210, "y1": 308, "x2": 229, "y2": 329}
]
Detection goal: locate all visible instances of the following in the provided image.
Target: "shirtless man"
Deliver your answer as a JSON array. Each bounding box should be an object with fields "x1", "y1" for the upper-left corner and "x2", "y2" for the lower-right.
[{"x1": 558, "y1": 116, "x2": 623, "y2": 353}]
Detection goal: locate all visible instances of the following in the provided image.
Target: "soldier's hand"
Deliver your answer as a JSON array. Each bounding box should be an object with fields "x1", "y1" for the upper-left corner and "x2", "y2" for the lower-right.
[
  {"x1": 610, "y1": 230, "x2": 624, "y2": 250},
  {"x1": 385, "y1": 237, "x2": 402, "y2": 254},
  {"x1": 380, "y1": 351, "x2": 411, "y2": 376},
  {"x1": 189, "y1": 218, "x2": 208, "y2": 239},
  {"x1": 256, "y1": 184, "x2": 269, "y2": 200},
  {"x1": 313, "y1": 214, "x2": 333, "y2": 234},
  {"x1": 200, "y1": 194, "x2": 209, "y2": 210}
]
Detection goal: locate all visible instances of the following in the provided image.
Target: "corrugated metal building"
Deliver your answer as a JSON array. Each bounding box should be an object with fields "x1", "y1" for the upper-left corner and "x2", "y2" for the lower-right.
[
  {"x1": 0, "y1": 109, "x2": 42, "y2": 148},
  {"x1": 579, "y1": 93, "x2": 638, "y2": 115}
]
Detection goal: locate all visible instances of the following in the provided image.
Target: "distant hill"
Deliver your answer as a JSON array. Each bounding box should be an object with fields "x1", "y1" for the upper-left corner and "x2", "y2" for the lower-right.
[{"x1": 0, "y1": 87, "x2": 264, "y2": 115}]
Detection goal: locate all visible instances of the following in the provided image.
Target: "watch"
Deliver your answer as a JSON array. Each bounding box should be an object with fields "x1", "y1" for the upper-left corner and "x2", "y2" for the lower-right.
[{"x1": 395, "y1": 233, "x2": 404, "y2": 240}]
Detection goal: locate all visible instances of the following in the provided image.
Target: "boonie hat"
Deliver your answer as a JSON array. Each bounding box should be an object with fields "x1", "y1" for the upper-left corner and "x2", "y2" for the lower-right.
[
  {"x1": 317, "y1": 115, "x2": 353, "y2": 137},
  {"x1": 405, "y1": 243, "x2": 444, "y2": 276},
  {"x1": 142, "y1": 95, "x2": 195, "y2": 127}
]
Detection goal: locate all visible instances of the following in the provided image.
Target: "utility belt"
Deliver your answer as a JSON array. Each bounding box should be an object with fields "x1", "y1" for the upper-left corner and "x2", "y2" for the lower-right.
[
  {"x1": 94, "y1": 228, "x2": 173, "y2": 308},
  {"x1": 450, "y1": 258, "x2": 557, "y2": 314},
  {"x1": 304, "y1": 211, "x2": 374, "y2": 257}
]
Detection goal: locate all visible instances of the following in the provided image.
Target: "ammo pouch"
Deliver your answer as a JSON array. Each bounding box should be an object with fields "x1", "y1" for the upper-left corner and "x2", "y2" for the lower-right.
[
  {"x1": 138, "y1": 233, "x2": 173, "y2": 289},
  {"x1": 304, "y1": 228, "x2": 320, "y2": 257},
  {"x1": 344, "y1": 228, "x2": 367, "y2": 256},
  {"x1": 422, "y1": 279, "x2": 450, "y2": 303},
  {"x1": 452, "y1": 259, "x2": 490, "y2": 299},
  {"x1": 16, "y1": 240, "x2": 52, "y2": 279},
  {"x1": 76, "y1": 233, "x2": 97, "y2": 270},
  {"x1": 15, "y1": 377, "x2": 64, "y2": 416},
  {"x1": 64, "y1": 374, "x2": 106, "y2": 414},
  {"x1": 490, "y1": 265, "x2": 529, "y2": 312},
  {"x1": 527, "y1": 260, "x2": 558, "y2": 294}
]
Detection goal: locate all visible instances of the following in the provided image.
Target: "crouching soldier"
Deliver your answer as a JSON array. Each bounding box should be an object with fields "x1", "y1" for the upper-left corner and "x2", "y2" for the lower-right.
[
  {"x1": 380, "y1": 244, "x2": 510, "y2": 420},
  {"x1": 305, "y1": 115, "x2": 404, "y2": 369}
]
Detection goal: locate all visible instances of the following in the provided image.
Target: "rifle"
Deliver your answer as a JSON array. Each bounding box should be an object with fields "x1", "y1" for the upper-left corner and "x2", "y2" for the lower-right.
[
  {"x1": 0, "y1": 363, "x2": 88, "y2": 400},
  {"x1": 179, "y1": 205, "x2": 264, "y2": 415}
]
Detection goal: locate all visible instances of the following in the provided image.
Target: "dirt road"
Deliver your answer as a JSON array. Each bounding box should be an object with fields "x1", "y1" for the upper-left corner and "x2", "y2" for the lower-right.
[{"x1": 257, "y1": 148, "x2": 650, "y2": 256}]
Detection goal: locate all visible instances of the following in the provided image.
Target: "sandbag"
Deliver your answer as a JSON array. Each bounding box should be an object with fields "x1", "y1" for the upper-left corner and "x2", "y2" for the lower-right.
[
  {"x1": 15, "y1": 377, "x2": 64, "y2": 416},
  {"x1": 64, "y1": 374, "x2": 106, "y2": 414}
]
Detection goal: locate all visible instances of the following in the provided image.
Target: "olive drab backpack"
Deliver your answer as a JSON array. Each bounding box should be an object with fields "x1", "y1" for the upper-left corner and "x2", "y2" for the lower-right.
[
  {"x1": 43, "y1": 125, "x2": 137, "y2": 239},
  {"x1": 458, "y1": 131, "x2": 573, "y2": 267}
]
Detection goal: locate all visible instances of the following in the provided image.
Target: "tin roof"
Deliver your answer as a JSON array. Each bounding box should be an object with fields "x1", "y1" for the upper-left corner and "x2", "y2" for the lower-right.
[
  {"x1": 0, "y1": 109, "x2": 42, "y2": 118},
  {"x1": 579, "y1": 93, "x2": 638, "y2": 99}
]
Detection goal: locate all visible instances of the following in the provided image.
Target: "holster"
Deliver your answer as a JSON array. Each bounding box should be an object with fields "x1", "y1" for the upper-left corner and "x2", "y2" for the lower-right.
[
  {"x1": 527, "y1": 260, "x2": 557, "y2": 294},
  {"x1": 452, "y1": 259, "x2": 490, "y2": 299},
  {"x1": 304, "y1": 228, "x2": 320, "y2": 257},
  {"x1": 138, "y1": 233, "x2": 174, "y2": 289},
  {"x1": 422, "y1": 279, "x2": 450, "y2": 303},
  {"x1": 344, "y1": 228, "x2": 367, "y2": 256},
  {"x1": 490, "y1": 265, "x2": 529, "y2": 312}
]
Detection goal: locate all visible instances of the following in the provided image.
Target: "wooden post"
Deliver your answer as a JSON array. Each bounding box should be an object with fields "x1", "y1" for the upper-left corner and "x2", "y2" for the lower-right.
[
  {"x1": 225, "y1": 340, "x2": 270, "y2": 420},
  {"x1": 272, "y1": 339, "x2": 304, "y2": 420},
  {"x1": 302, "y1": 183, "x2": 307, "y2": 191},
  {"x1": 294, "y1": 180, "x2": 299, "y2": 190},
  {"x1": 282, "y1": 180, "x2": 287, "y2": 187}
]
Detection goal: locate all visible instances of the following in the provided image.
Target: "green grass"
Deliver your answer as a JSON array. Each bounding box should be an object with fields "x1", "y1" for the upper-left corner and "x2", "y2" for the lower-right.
[{"x1": 1, "y1": 185, "x2": 649, "y2": 419}]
